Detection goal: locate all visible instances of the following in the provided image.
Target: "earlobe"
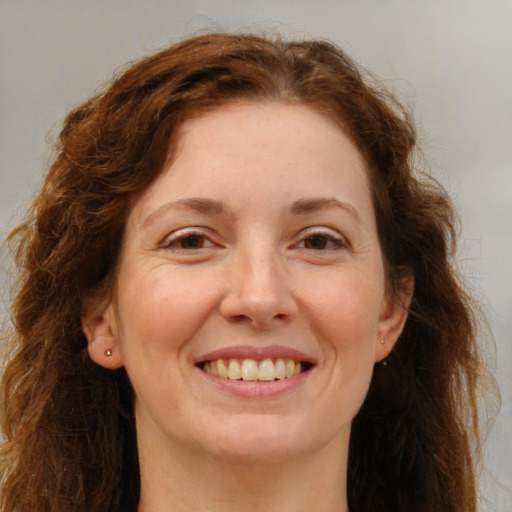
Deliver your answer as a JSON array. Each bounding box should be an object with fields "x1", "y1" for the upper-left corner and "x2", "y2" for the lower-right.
[
  {"x1": 375, "y1": 272, "x2": 414, "y2": 362},
  {"x1": 82, "y1": 297, "x2": 124, "y2": 370}
]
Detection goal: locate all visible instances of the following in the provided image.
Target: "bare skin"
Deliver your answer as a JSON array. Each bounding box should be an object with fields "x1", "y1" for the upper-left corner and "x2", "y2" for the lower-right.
[
  {"x1": 83, "y1": 101, "x2": 410, "y2": 511},
  {"x1": 137, "y1": 426, "x2": 349, "y2": 512}
]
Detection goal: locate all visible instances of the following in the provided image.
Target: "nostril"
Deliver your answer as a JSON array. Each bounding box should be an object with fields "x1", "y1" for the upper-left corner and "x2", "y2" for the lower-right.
[
  {"x1": 232, "y1": 314, "x2": 250, "y2": 323},
  {"x1": 228, "y1": 312, "x2": 289, "y2": 328},
  {"x1": 219, "y1": 284, "x2": 297, "y2": 328}
]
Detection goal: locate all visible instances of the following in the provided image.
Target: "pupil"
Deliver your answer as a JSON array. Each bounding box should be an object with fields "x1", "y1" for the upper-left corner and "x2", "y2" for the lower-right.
[
  {"x1": 181, "y1": 235, "x2": 203, "y2": 249},
  {"x1": 306, "y1": 236, "x2": 327, "y2": 250}
]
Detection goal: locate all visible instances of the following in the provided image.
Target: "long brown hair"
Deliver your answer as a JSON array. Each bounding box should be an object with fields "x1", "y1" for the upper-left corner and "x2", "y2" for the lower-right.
[{"x1": 1, "y1": 33, "x2": 489, "y2": 511}]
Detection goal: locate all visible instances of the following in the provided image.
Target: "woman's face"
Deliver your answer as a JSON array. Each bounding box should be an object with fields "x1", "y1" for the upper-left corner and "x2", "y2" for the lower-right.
[{"x1": 85, "y1": 101, "x2": 408, "y2": 464}]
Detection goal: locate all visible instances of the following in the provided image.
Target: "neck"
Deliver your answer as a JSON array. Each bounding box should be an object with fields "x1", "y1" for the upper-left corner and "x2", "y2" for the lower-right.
[{"x1": 136, "y1": 433, "x2": 349, "y2": 512}]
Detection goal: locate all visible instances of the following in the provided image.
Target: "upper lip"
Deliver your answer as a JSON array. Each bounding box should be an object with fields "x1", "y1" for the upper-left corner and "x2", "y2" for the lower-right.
[{"x1": 195, "y1": 344, "x2": 317, "y2": 364}]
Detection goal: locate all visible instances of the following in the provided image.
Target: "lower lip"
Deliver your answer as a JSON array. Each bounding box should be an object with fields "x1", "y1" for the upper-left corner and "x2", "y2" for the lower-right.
[{"x1": 199, "y1": 367, "x2": 312, "y2": 398}]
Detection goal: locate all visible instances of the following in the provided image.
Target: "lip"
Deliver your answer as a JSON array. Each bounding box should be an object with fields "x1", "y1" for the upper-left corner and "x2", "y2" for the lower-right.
[
  {"x1": 195, "y1": 344, "x2": 317, "y2": 365},
  {"x1": 198, "y1": 364, "x2": 313, "y2": 398},
  {"x1": 194, "y1": 344, "x2": 316, "y2": 399}
]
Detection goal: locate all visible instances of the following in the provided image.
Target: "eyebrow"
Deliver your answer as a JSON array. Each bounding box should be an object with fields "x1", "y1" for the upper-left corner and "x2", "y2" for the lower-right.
[
  {"x1": 143, "y1": 197, "x2": 231, "y2": 227},
  {"x1": 290, "y1": 197, "x2": 362, "y2": 223},
  {"x1": 143, "y1": 196, "x2": 362, "y2": 227}
]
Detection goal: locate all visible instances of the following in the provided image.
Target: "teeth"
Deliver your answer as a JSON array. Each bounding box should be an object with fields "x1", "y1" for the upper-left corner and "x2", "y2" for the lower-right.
[
  {"x1": 285, "y1": 359, "x2": 295, "y2": 379},
  {"x1": 275, "y1": 358, "x2": 286, "y2": 380},
  {"x1": 217, "y1": 359, "x2": 228, "y2": 379},
  {"x1": 227, "y1": 359, "x2": 242, "y2": 380},
  {"x1": 258, "y1": 358, "x2": 275, "y2": 381},
  {"x1": 241, "y1": 359, "x2": 258, "y2": 381},
  {"x1": 202, "y1": 357, "x2": 307, "y2": 381}
]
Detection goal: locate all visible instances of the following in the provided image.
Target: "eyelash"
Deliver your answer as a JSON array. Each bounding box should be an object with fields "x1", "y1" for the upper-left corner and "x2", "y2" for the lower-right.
[
  {"x1": 159, "y1": 228, "x2": 217, "y2": 251},
  {"x1": 160, "y1": 226, "x2": 347, "y2": 253},
  {"x1": 293, "y1": 228, "x2": 348, "y2": 251}
]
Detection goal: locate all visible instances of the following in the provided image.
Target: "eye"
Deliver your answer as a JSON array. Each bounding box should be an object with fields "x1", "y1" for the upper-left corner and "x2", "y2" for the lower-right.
[
  {"x1": 303, "y1": 235, "x2": 337, "y2": 250},
  {"x1": 294, "y1": 229, "x2": 347, "y2": 251},
  {"x1": 160, "y1": 229, "x2": 216, "y2": 251},
  {"x1": 174, "y1": 234, "x2": 209, "y2": 249}
]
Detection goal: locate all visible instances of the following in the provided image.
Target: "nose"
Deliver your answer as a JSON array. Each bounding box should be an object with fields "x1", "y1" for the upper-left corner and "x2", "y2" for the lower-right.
[{"x1": 219, "y1": 247, "x2": 298, "y2": 329}]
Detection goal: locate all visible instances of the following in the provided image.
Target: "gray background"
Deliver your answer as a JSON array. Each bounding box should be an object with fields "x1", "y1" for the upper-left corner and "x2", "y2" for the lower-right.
[{"x1": 1, "y1": 1, "x2": 510, "y2": 510}]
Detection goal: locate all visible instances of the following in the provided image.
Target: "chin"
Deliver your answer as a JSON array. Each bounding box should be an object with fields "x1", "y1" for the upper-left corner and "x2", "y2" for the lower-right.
[{"x1": 198, "y1": 414, "x2": 344, "y2": 465}]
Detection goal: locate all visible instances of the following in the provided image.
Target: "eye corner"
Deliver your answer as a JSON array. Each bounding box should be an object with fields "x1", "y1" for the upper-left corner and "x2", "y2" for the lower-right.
[
  {"x1": 158, "y1": 227, "x2": 222, "y2": 252},
  {"x1": 292, "y1": 226, "x2": 349, "y2": 252}
]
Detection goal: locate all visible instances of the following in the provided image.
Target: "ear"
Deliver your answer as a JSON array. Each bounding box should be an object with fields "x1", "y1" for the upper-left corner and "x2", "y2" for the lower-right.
[
  {"x1": 82, "y1": 295, "x2": 124, "y2": 370},
  {"x1": 375, "y1": 271, "x2": 414, "y2": 362}
]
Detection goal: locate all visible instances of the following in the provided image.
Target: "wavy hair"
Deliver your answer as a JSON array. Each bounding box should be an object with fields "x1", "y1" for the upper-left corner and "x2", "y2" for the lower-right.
[{"x1": 1, "y1": 33, "x2": 489, "y2": 511}]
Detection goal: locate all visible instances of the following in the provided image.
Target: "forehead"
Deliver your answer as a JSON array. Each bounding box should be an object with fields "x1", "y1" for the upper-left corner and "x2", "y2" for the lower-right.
[{"x1": 130, "y1": 100, "x2": 374, "y2": 225}]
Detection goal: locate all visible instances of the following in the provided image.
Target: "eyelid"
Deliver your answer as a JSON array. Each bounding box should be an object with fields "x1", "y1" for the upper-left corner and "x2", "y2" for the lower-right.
[
  {"x1": 159, "y1": 227, "x2": 219, "y2": 249},
  {"x1": 293, "y1": 226, "x2": 349, "y2": 249}
]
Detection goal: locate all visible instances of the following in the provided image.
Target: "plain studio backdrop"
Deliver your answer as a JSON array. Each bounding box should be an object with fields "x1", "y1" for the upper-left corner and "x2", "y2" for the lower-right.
[{"x1": 0, "y1": 1, "x2": 510, "y2": 510}]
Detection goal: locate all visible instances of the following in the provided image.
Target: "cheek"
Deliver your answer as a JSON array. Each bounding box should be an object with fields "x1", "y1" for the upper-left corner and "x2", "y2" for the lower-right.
[
  {"x1": 115, "y1": 266, "x2": 221, "y2": 359},
  {"x1": 303, "y1": 270, "x2": 384, "y2": 349}
]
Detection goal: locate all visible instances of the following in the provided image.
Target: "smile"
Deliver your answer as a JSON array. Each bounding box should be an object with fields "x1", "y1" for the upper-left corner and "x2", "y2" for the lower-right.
[{"x1": 200, "y1": 358, "x2": 312, "y2": 381}]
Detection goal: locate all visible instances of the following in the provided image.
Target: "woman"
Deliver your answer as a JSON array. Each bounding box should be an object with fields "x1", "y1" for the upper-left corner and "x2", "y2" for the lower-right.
[{"x1": 1, "y1": 33, "x2": 488, "y2": 511}]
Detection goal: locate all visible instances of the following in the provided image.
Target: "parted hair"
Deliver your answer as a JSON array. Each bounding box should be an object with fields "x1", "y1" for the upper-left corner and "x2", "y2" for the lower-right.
[{"x1": 1, "y1": 33, "x2": 487, "y2": 511}]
